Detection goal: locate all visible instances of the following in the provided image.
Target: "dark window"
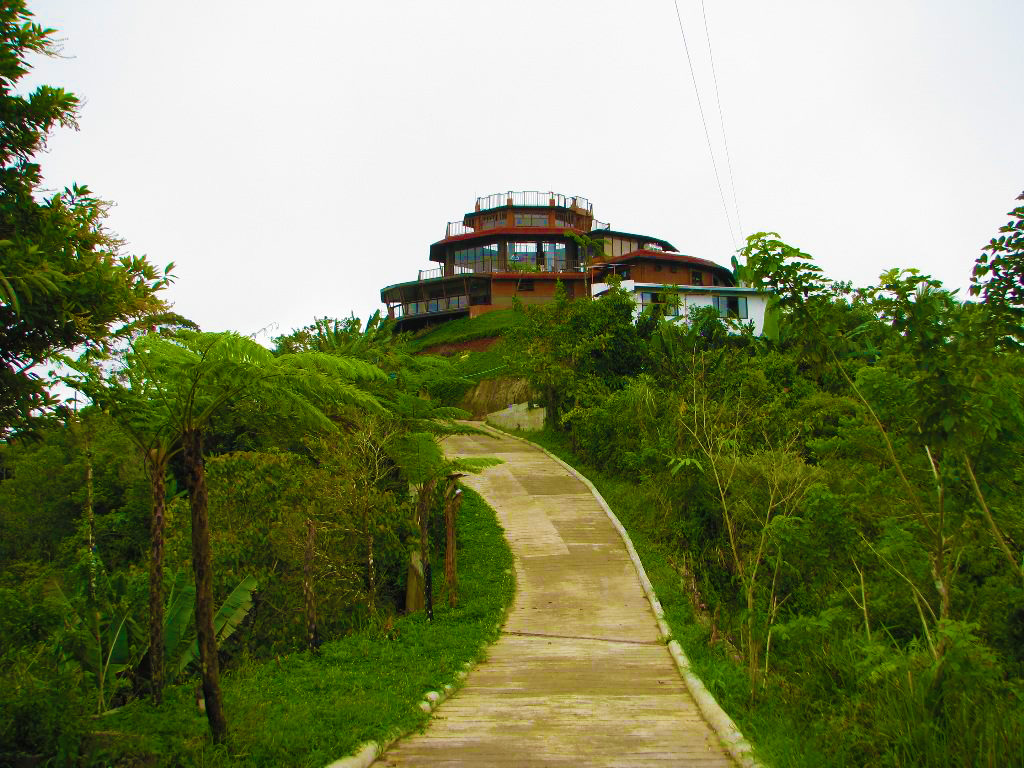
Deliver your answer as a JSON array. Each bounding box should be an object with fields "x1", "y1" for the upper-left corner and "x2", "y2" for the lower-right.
[
  {"x1": 454, "y1": 243, "x2": 500, "y2": 273},
  {"x1": 691, "y1": 270, "x2": 704, "y2": 285},
  {"x1": 712, "y1": 296, "x2": 748, "y2": 319},
  {"x1": 518, "y1": 279, "x2": 535, "y2": 291},
  {"x1": 654, "y1": 264, "x2": 663, "y2": 272},
  {"x1": 637, "y1": 290, "x2": 680, "y2": 316}
]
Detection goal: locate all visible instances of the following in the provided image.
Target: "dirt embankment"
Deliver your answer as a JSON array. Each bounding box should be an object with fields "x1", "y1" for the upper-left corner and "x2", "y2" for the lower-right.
[
  {"x1": 417, "y1": 336, "x2": 533, "y2": 417},
  {"x1": 458, "y1": 378, "x2": 533, "y2": 418}
]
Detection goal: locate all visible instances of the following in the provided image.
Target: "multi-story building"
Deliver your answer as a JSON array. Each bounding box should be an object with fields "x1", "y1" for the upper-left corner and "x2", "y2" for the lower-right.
[{"x1": 380, "y1": 191, "x2": 768, "y2": 333}]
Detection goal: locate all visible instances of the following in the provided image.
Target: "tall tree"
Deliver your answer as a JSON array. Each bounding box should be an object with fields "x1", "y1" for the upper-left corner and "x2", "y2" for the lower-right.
[
  {"x1": 81, "y1": 330, "x2": 387, "y2": 739},
  {"x1": 0, "y1": 2, "x2": 171, "y2": 434}
]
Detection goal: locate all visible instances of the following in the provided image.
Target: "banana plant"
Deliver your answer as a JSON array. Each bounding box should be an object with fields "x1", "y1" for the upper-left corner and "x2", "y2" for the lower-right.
[
  {"x1": 170, "y1": 574, "x2": 258, "y2": 680},
  {"x1": 135, "y1": 571, "x2": 259, "y2": 683}
]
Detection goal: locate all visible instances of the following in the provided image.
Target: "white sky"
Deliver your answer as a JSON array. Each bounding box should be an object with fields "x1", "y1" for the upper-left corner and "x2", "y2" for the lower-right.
[{"x1": 25, "y1": 0, "x2": 1024, "y2": 337}]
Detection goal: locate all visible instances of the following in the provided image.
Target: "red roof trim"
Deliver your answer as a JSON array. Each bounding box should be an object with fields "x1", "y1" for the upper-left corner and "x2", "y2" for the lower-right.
[{"x1": 592, "y1": 249, "x2": 726, "y2": 270}]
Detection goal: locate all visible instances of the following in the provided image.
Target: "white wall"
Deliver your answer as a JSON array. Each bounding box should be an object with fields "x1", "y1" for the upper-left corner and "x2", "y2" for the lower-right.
[{"x1": 592, "y1": 281, "x2": 771, "y2": 335}]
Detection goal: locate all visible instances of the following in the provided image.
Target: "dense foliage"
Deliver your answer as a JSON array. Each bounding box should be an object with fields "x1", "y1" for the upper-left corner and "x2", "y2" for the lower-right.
[
  {"x1": 0, "y1": 1, "x2": 174, "y2": 435},
  {"x1": 505, "y1": 195, "x2": 1024, "y2": 766},
  {"x1": 0, "y1": 310, "x2": 497, "y2": 762}
]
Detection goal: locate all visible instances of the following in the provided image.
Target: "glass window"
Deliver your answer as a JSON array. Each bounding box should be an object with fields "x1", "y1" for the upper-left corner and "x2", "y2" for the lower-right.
[
  {"x1": 514, "y1": 213, "x2": 549, "y2": 227},
  {"x1": 518, "y1": 279, "x2": 535, "y2": 291},
  {"x1": 509, "y1": 242, "x2": 537, "y2": 267},
  {"x1": 541, "y1": 242, "x2": 567, "y2": 272},
  {"x1": 636, "y1": 291, "x2": 679, "y2": 316},
  {"x1": 453, "y1": 243, "x2": 499, "y2": 272},
  {"x1": 712, "y1": 296, "x2": 748, "y2": 319},
  {"x1": 691, "y1": 270, "x2": 704, "y2": 285}
]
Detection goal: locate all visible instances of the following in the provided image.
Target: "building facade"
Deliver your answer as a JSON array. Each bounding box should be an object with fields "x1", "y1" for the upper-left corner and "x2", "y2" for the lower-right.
[{"x1": 380, "y1": 191, "x2": 768, "y2": 333}]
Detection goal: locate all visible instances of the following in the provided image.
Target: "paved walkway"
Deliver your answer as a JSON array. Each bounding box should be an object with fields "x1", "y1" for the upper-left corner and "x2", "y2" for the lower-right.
[{"x1": 378, "y1": 428, "x2": 734, "y2": 767}]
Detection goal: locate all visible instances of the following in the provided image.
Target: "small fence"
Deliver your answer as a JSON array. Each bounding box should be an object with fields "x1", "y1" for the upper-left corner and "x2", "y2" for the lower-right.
[
  {"x1": 445, "y1": 221, "x2": 472, "y2": 238},
  {"x1": 417, "y1": 267, "x2": 443, "y2": 281}
]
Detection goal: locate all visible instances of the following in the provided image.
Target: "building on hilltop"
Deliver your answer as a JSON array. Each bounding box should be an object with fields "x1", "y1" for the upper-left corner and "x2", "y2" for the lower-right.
[{"x1": 380, "y1": 191, "x2": 769, "y2": 333}]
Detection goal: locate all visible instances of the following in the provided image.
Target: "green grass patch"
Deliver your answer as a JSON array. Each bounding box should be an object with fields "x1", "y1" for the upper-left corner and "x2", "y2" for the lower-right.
[
  {"x1": 406, "y1": 310, "x2": 521, "y2": 353},
  {"x1": 87, "y1": 488, "x2": 514, "y2": 768},
  {"x1": 509, "y1": 426, "x2": 821, "y2": 768},
  {"x1": 448, "y1": 337, "x2": 510, "y2": 380}
]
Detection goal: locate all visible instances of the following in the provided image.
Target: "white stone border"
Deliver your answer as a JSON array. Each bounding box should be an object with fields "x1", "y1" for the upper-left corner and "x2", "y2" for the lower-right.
[{"x1": 482, "y1": 424, "x2": 763, "y2": 768}]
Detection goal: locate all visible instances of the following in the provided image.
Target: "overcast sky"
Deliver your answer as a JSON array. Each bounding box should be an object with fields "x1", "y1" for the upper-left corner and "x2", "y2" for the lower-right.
[{"x1": 25, "y1": 0, "x2": 1024, "y2": 338}]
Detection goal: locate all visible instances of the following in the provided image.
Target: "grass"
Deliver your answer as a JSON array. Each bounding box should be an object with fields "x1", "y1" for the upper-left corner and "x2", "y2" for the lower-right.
[
  {"x1": 406, "y1": 309, "x2": 521, "y2": 353},
  {"x1": 86, "y1": 488, "x2": 514, "y2": 768},
  {"x1": 507, "y1": 425, "x2": 820, "y2": 768},
  {"x1": 448, "y1": 337, "x2": 510, "y2": 380}
]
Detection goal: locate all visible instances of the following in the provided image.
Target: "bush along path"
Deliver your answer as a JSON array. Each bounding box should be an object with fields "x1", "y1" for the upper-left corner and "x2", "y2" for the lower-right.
[
  {"x1": 85, "y1": 487, "x2": 513, "y2": 768},
  {"x1": 376, "y1": 426, "x2": 746, "y2": 767}
]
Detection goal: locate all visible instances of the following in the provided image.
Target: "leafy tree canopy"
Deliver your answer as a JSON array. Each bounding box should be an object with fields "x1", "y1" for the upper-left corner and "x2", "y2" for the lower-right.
[
  {"x1": 970, "y1": 191, "x2": 1024, "y2": 347},
  {"x1": 0, "y1": 1, "x2": 172, "y2": 434}
]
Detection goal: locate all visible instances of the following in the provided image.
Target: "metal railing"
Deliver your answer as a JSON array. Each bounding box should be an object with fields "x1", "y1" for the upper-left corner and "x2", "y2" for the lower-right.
[
  {"x1": 417, "y1": 261, "x2": 585, "y2": 280},
  {"x1": 446, "y1": 216, "x2": 603, "y2": 239},
  {"x1": 474, "y1": 191, "x2": 593, "y2": 214},
  {"x1": 445, "y1": 221, "x2": 472, "y2": 238}
]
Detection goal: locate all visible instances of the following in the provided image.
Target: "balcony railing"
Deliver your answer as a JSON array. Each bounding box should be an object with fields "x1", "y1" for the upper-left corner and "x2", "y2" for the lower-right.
[
  {"x1": 415, "y1": 262, "x2": 585, "y2": 281},
  {"x1": 445, "y1": 221, "x2": 472, "y2": 238},
  {"x1": 474, "y1": 191, "x2": 593, "y2": 214},
  {"x1": 445, "y1": 216, "x2": 610, "y2": 238}
]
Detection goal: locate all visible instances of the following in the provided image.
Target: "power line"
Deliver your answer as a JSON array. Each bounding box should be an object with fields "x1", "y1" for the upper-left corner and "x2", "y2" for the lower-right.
[
  {"x1": 700, "y1": 0, "x2": 743, "y2": 240},
  {"x1": 671, "y1": 0, "x2": 737, "y2": 251}
]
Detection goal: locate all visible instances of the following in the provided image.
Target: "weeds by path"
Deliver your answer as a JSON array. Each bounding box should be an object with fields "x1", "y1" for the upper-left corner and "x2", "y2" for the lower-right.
[{"x1": 87, "y1": 488, "x2": 513, "y2": 768}]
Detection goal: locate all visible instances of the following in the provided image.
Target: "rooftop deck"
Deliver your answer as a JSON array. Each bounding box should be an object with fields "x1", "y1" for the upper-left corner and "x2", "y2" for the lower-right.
[{"x1": 473, "y1": 190, "x2": 593, "y2": 213}]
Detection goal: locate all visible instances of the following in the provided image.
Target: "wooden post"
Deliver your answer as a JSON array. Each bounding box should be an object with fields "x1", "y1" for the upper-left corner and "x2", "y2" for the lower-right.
[{"x1": 444, "y1": 477, "x2": 464, "y2": 607}]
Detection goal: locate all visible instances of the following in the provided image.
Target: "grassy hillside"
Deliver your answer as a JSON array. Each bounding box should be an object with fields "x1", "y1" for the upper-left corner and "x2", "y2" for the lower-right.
[
  {"x1": 406, "y1": 309, "x2": 521, "y2": 354},
  {"x1": 406, "y1": 310, "x2": 531, "y2": 415}
]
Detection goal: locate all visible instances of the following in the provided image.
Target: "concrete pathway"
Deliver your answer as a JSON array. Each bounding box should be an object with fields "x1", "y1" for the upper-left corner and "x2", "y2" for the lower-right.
[{"x1": 377, "y1": 428, "x2": 734, "y2": 767}]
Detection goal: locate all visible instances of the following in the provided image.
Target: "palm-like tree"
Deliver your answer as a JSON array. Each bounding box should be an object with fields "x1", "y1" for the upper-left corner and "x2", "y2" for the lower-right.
[{"x1": 80, "y1": 330, "x2": 387, "y2": 739}]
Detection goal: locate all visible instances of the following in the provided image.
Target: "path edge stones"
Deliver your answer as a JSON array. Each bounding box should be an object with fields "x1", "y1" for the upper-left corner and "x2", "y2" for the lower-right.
[
  {"x1": 482, "y1": 423, "x2": 763, "y2": 768},
  {"x1": 324, "y1": 666, "x2": 466, "y2": 768}
]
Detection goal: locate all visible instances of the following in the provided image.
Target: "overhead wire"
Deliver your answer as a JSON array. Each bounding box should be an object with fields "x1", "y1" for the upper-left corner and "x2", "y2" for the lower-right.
[
  {"x1": 671, "y1": 0, "x2": 737, "y2": 251},
  {"x1": 700, "y1": 0, "x2": 743, "y2": 240}
]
